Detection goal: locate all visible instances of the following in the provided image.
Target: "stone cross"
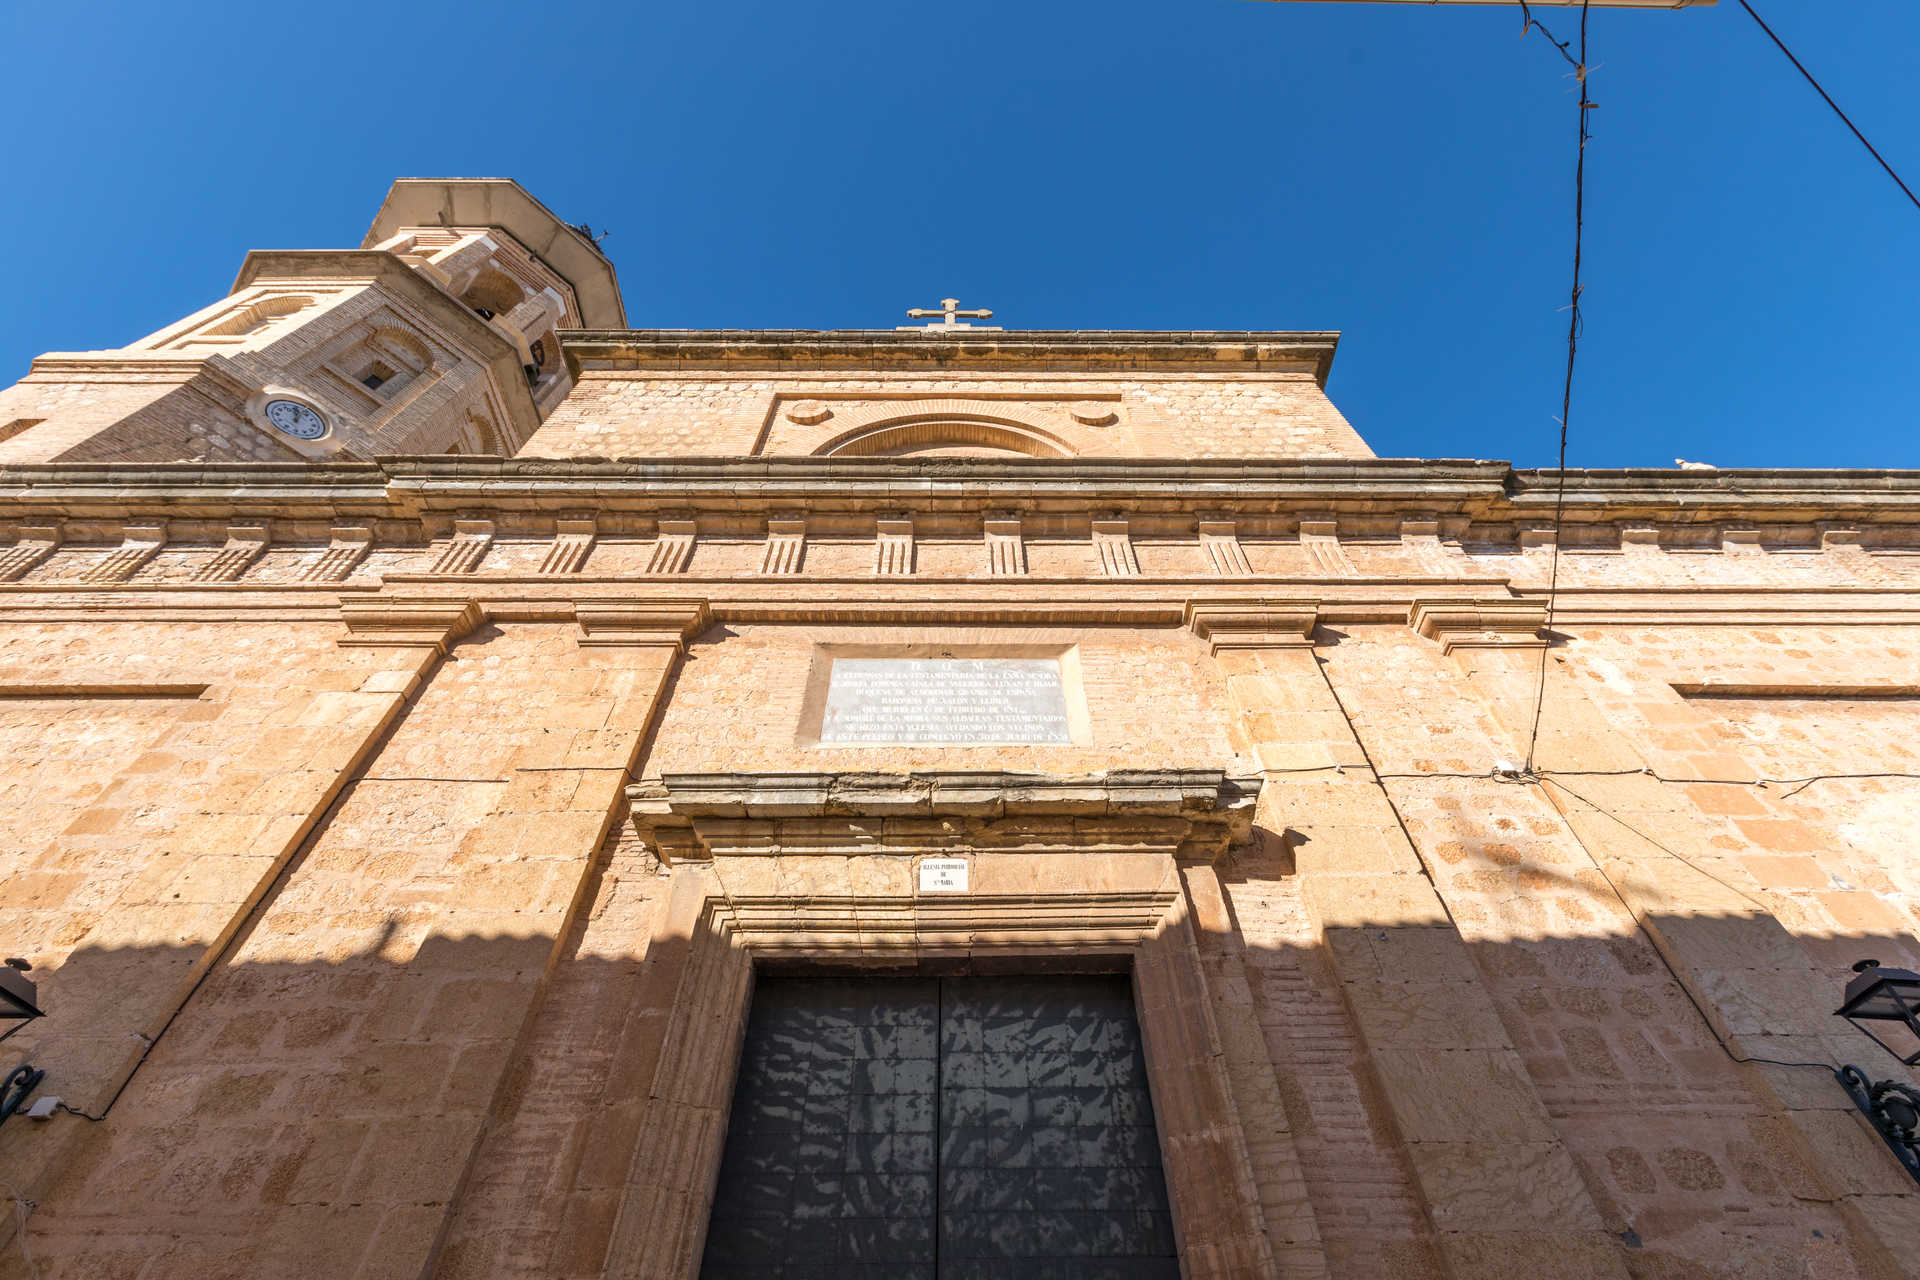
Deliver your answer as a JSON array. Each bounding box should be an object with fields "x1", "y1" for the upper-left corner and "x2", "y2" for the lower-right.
[{"x1": 898, "y1": 297, "x2": 1002, "y2": 333}]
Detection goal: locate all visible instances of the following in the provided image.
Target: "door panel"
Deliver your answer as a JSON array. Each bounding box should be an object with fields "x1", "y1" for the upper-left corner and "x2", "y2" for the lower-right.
[
  {"x1": 701, "y1": 974, "x2": 1177, "y2": 1280},
  {"x1": 937, "y1": 975, "x2": 1179, "y2": 1279},
  {"x1": 702, "y1": 978, "x2": 940, "y2": 1280}
]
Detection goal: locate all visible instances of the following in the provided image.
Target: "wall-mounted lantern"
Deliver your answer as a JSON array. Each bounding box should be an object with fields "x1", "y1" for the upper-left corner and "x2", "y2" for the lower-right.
[
  {"x1": 0, "y1": 958, "x2": 41, "y2": 1028},
  {"x1": 1837, "y1": 959, "x2": 1920, "y2": 1066},
  {"x1": 1834, "y1": 960, "x2": 1920, "y2": 1186}
]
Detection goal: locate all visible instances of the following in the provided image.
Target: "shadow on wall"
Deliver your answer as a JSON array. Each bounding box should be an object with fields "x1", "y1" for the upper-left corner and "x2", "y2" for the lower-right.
[{"x1": 1, "y1": 850, "x2": 1917, "y2": 1279}]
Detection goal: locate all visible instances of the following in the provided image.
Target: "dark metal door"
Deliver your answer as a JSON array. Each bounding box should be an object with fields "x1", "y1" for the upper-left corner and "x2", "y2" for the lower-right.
[{"x1": 701, "y1": 974, "x2": 1177, "y2": 1280}]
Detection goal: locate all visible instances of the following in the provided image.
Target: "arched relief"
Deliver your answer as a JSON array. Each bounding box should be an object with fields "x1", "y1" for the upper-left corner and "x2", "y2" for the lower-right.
[
  {"x1": 461, "y1": 412, "x2": 504, "y2": 455},
  {"x1": 173, "y1": 294, "x2": 316, "y2": 347},
  {"x1": 764, "y1": 396, "x2": 1127, "y2": 458},
  {"x1": 817, "y1": 415, "x2": 1075, "y2": 459},
  {"x1": 364, "y1": 326, "x2": 433, "y2": 374}
]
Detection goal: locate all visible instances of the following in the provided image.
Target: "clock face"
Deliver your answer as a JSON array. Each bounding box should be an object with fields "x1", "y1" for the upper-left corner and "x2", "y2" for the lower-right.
[{"x1": 264, "y1": 398, "x2": 327, "y2": 440}]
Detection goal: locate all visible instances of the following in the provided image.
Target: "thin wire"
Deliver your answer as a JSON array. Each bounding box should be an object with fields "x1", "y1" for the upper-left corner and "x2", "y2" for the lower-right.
[
  {"x1": 3, "y1": 1182, "x2": 41, "y2": 1280},
  {"x1": 1376, "y1": 767, "x2": 1920, "y2": 793},
  {"x1": 1369, "y1": 764, "x2": 1854, "y2": 1074},
  {"x1": 1522, "y1": 0, "x2": 1593, "y2": 773},
  {"x1": 1736, "y1": 0, "x2": 1920, "y2": 213},
  {"x1": 1536, "y1": 776, "x2": 1834, "y2": 1072},
  {"x1": 1516, "y1": 1, "x2": 1581, "y2": 70}
]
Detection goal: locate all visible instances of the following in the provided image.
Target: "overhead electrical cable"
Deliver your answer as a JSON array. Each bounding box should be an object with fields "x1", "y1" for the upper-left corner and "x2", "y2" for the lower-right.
[
  {"x1": 1516, "y1": 0, "x2": 1595, "y2": 774},
  {"x1": 1736, "y1": 0, "x2": 1920, "y2": 213}
]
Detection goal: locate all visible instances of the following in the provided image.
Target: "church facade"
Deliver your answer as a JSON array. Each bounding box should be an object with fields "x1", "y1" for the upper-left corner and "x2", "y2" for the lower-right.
[{"x1": 1, "y1": 178, "x2": 1917, "y2": 1279}]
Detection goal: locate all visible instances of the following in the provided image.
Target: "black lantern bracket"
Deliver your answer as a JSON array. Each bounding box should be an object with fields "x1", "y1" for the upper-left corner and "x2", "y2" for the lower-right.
[{"x1": 1836, "y1": 1065, "x2": 1920, "y2": 1185}]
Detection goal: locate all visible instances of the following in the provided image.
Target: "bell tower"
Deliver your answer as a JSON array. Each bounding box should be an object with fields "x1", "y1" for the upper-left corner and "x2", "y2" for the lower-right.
[{"x1": 0, "y1": 179, "x2": 623, "y2": 463}]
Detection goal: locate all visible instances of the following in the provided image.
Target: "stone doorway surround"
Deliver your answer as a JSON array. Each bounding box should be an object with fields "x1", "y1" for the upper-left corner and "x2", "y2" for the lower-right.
[{"x1": 599, "y1": 769, "x2": 1278, "y2": 1279}]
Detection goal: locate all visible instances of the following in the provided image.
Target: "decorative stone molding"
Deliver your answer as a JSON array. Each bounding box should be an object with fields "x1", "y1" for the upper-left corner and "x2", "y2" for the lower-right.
[
  {"x1": 874, "y1": 518, "x2": 914, "y2": 575},
  {"x1": 304, "y1": 527, "x2": 372, "y2": 583},
  {"x1": 1092, "y1": 519, "x2": 1138, "y2": 576},
  {"x1": 625, "y1": 769, "x2": 1262, "y2": 865},
  {"x1": 1298, "y1": 518, "x2": 1355, "y2": 576},
  {"x1": 1185, "y1": 598, "x2": 1319, "y2": 652},
  {"x1": 337, "y1": 597, "x2": 483, "y2": 652},
  {"x1": 80, "y1": 523, "x2": 167, "y2": 584},
  {"x1": 645, "y1": 518, "x2": 696, "y2": 574},
  {"x1": 575, "y1": 598, "x2": 710, "y2": 650},
  {"x1": 1197, "y1": 519, "x2": 1252, "y2": 577},
  {"x1": 984, "y1": 516, "x2": 1026, "y2": 576},
  {"x1": 1620, "y1": 525, "x2": 1662, "y2": 551},
  {"x1": 1409, "y1": 598, "x2": 1549, "y2": 652},
  {"x1": 538, "y1": 518, "x2": 596, "y2": 575},
  {"x1": 1399, "y1": 517, "x2": 1454, "y2": 574},
  {"x1": 566, "y1": 330, "x2": 1339, "y2": 382},
  {"x1": 429, "y1": 519, "x2": 493, "y2": 574},
  {"x1": 13, "y1": 457, "x2": 1920, "y2": 538},
  {"x1": 192, "y1": 524, "x2": 271, "y2": 583},
  {"x1": 818, "y1": 413, "x2": 1076, "y2": 459},
  {"x1": 758, "y1": 516, "x2": 806, "y2": 575},
  {"x1": 777, "y1": 396, "x2": 1129, "y2": 459},
  {"x1": 1721, "y1": 527, "x2": 1765, "y2": 556},
  {"x1": 0, "y1": 524, "x2": 61, "y2": 582},
  {"x1": 601, "y1": 814, "x2": 1281, "y2": 1276}
]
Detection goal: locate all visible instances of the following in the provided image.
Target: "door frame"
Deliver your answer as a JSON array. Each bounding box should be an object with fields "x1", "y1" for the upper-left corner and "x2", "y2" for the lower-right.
[{"x1": 598, "y1": 769, "x2": 1278, "y2": 1279}]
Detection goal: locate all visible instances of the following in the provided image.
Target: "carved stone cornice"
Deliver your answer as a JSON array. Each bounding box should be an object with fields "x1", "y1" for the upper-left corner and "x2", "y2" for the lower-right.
[
  {"x1": 7, "y1": 459, "x2": 1920, "y2": 540},
  {"x1": 337, "y1": 597, "x2": 483, "y2": 653},
  {"x1": 1186, "y1": 598, "x2": 1319, "y2": 651},
  {"x1": 560, "y1": 329, "x2": 1342, "y2": 384},
  {"x1": 626, "y1": 769, "x2": 1263, "y2": 865},
  {"x1": 1409, "y1": 597, "x2": 1549, "y2": 652},
  {"x1": 575, "y1": 598, "x2": 710, "y2": 649}
]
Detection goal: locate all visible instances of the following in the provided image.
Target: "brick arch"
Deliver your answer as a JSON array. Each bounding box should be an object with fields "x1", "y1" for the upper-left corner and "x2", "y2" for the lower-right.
[
  {"x1": 813, "y1": 412, "x2": 1076, "y2": 458},
  {"x1": 362, "y1": 325, "x2": 434, "y2": 373}
]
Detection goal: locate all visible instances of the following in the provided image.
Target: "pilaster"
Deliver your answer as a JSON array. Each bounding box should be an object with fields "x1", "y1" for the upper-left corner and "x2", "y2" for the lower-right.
[{"x1": 1195, "y1": 598, "x2": 1627, "y2": 1278}]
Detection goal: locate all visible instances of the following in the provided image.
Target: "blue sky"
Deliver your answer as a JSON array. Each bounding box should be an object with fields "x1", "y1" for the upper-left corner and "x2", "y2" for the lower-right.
[{"x1": 5, "y1": 1, "x2": 1914, "y2": 467}]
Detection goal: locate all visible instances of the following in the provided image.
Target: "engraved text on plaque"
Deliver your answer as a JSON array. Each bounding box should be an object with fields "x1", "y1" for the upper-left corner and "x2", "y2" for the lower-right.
[{"x1": 820, "y1": 657, "x2": 1072, "y2": 745}]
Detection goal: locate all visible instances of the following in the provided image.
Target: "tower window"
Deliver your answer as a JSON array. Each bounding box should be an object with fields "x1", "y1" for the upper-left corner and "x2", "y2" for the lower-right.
[{"x1": 322, "y1": 328, "x2": 433, "y2": 407}]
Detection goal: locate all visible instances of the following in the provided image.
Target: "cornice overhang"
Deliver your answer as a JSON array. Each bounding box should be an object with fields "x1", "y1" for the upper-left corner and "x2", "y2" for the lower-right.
[
  {"x1": 558, "y1": 329, "x2": 1342, "y2": 384},
  {"x1": 360, "y1": 178, "x2": 626, "y2": 327},
  {"x1": 1508, "y1": 467, "x2": 1920, "y2": 521},
  {"x1": 2, "y1": 459, "x2": 1919, "y2": 535},
  {"x1": 0, "y1": 457, "x2": 1505, "y2": 519},
  {"x1": 626, "y1": 769, "x2": 1263, "y2": 864}
]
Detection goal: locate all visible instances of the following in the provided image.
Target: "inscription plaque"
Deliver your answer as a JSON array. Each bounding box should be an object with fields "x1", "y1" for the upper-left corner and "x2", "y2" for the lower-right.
[
  {"x1": 918, "y1": 858, "x2": 969, "y2": 892},
  {"x1": 820, "y1": 657, "x2": 1073, "y2": 745}
]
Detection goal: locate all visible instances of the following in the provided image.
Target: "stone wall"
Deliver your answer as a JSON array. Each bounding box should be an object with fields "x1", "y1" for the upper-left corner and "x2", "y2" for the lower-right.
[
  {"x1": 0, "y1": 400, "x2": 1916, "y2": 1276},
  {"x1": 2, "y1": 599, "x2": 1913, "y2": 1277},
  {"x1": 520, "y1": 370, "x2": 1372, "y2": 461}
]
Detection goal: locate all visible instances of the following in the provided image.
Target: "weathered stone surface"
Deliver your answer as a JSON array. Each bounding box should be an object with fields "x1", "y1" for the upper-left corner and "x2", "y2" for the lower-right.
[{"x1": 1, "y1": 174, "x2": 1917, "y2": 1280}]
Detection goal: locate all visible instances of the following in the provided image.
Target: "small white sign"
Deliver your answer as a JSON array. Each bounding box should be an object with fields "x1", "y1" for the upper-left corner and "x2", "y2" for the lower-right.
[{"x1": 918, "y1": 858, "x2": 969, "y2": 893}]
